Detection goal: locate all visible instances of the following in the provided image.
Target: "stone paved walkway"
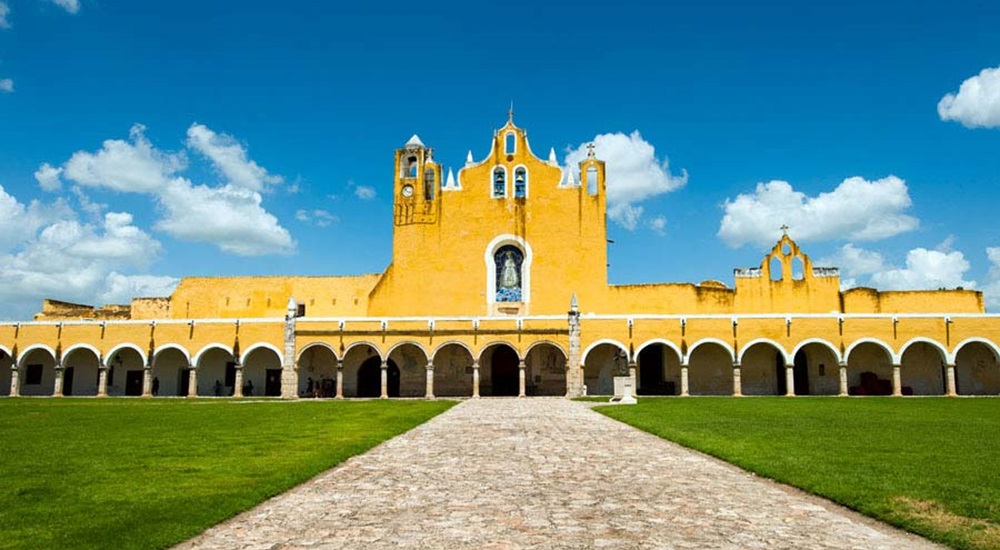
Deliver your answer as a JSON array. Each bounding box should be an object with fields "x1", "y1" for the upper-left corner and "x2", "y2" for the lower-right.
[{"x1": 175, "y1": 398, "x2": 942, "y2": 549}]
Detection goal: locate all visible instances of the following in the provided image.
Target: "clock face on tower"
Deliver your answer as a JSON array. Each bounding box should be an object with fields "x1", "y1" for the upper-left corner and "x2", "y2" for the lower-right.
[{"x1": 401, "y1": 184, "x2": 414, "y2": 198}]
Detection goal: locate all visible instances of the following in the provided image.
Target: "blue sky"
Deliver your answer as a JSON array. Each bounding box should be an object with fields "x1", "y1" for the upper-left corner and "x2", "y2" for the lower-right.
[{"x1": 1, "y1": 0, "x2": 1000, "y2": 320}]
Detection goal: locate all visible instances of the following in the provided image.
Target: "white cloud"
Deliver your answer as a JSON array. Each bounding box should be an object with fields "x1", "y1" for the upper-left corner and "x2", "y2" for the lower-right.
[
  {"x1": 100, "y1": 273, "x2": 179, "y2": 305},
  {"x1": 979, "y1": 248, "x2": 1000, "y2": 310},
  {"x1": 64, "y1": 124, "x2": 187, "y2": 193},
  {"x1": 58, "y1": 123, "x2": 295, "y2": 256},
  {"x1": 34, "y1": 163, "x2": 63, "y2": 192},
  {"x1": 295, "y1": 209, "x2": 338, "y2": 228},
  {"x1": 938, "y1": 66, "x2": 1000, "y2": 128},
  {"x1": 0, "y1": 2, "x2": 9, "y2": 29},
  {"x1": 565, "y1": 131, "x2": 687, "y2": 228},
  {"x1": 0, "y1": 184, "x2": 70, "y2": 251},
  {"x1": 186, "y1": 123, "x2": 282, "y2": 192},
  {"x1": 822, "y1": 243, "x2": 975, "y2": 292},
  {"x1": 718, "y1": 176, "x2": 918, "y2": 248},
  {"x1": 0, "y1": 78, "x2": 12, "y2": 93},
  {"x1": 648, "y1": 216, "x2": 667, "y2": 236},
  {"x1": 354, "y1": 185, "x2": 376, "y2": 200},
  {"x1": 48, "y1": 0, "x2": 79, "y2": 14}
]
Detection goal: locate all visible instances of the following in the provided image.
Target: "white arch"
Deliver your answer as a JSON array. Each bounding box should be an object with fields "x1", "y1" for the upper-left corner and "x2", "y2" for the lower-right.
[
  {"x1": 634, "y1": 339, "x2": 683, "y2": 362},
  {"x1": 240, "y1": 343, "x2": 283, "y2": 365},
  {"x1": 153, "y1": 344, "x2": 191, "y2": 364},
  {"x1": 431, "y1": 340, "x2": 475, "y2": 362},
  {"x1": 581, "y1": 339, "x2": 629, "y2": 365},
  {"x1": 790, "y1": 338, "x2": 842, "y2": 364},
  {"x1": 844, "y1": 338, "x2": 895, "y2": 364},
  {"x1": 386, "y1": 341, "x2": 430, "y2": 363},
  {"x1": 476, "y1": 341, "x2": 520, "y2": 361},
  {"x1": 524, "y1": 340, "x2": 567, "y2": 359},
  {"x1": 685, "y1": 338, "x2": 735, "y2": 365},
  {"x1": 105, "y1": 343, "x2": 148, "y2": 367},
  {"x1": 17, "y1": 344, "x2": 57, "y2": 367},
  {"x1": 898, "y1": 337, "x2": 950, "y2": 364},
  {"x1": 490, "y1": 165, "x2": 508, "y2": 198},
  {"x1": 484, "y1": 233, "x2": 534, "y2": 307},
  {"x1": 952, "y1": 337, "x2": 1000, "y2": 363},
  {"x1": 192, "y1": 343, "x2": 234, "y2": 368},
  {"x1": 342, "y1": 341, "x2": 384, "y2": 361},
  {"x1": 0, "y1": 344, "x2": 11, "y2": 359},
  {"x1": 296, "y1": 342, "x2": 339, "y2": 362},
  {"x1": 512, "y1": 163, "x2": 529, "y2": 198},
  {"x1": 737, "y1": 338, "x2": 790, "y2": 365},
  {"x1": 62, "y1": 343, "x2": 102, "y2": 362}
]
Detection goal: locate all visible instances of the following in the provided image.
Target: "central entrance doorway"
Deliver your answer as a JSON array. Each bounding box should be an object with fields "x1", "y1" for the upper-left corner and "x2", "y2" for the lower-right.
[
  {"x1": 357, "y1": 357, "x2": 400, "y2": 397},
  {"x1": 491, "y1": 346, "x2": 519, "y2": 396}
]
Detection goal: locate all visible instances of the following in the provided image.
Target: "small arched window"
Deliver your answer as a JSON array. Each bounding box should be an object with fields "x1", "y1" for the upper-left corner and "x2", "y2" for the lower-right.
[
  {"x1": 423, "y1": 168, "x2": 435, "y2": 200},
  {"x1": 514, "y1": 167, "x2": 527, "y2": 198},
  {"x1": 493, "y1": 167, "x2": 506, "y2": 198},
  {"x1": 505, "y1": 132, "x2": 516, "y2": 154},
  {"x1": 405, "y1": 156, "x2": 418, "y2": 178}
]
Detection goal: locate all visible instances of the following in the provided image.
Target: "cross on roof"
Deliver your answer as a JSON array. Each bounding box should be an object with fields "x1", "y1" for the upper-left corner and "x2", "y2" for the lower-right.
[
  {"x1": 508, "y1": 100, "x2": 514, "y2": 122},
  {"x1": 780, "y1": 224, "x2": 789, "y2": 236},
  {"x1": 586, "y1": 142, "x2": 596, "y2": 158}
]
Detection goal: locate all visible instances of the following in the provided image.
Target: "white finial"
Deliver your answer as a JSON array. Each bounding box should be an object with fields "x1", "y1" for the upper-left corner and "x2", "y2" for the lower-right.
[
  {"x1": 286, "y1": 297, "x2": 297, "y2": 311},
  {"x1": 570, "y1": 293, "x2": 579, "y2": 311},
  {"x1": 465, "y1": 150, "x2": 474, "y2": 166},
  {"x1": 445, "y1": 168, "x2": 455, "y2": 188},
  {"x1": 405, "y1": 134, "x2": 424, "y2": 148},
  {"x1": 548, "y1": 147, "x2": 558, "y2": 165},
  {"x1": 565, "y1": 166, "x2": 577, "y2": 187}
]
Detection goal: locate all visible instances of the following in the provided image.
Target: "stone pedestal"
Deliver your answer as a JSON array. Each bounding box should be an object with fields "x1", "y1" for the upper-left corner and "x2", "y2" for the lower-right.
[{"x1": 611, "y1": 376, "x2": 637, "y2": 405}]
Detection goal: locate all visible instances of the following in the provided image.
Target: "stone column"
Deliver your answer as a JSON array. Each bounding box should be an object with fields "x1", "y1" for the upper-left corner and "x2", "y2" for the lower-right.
[
  {"x1": 518, "y1": 359, "x2": 526, "y2": 398},
  {"x1": 838, "y1": 363, "x2": 848, "y2": 396},
  {"x1": 335, "y1": 360, "x2": 344, "y2": 399},
  {"x1": 892, "y1": 363, "x2": 902, "y2": 397},
  {"x1": 680, "y1": 365, "x2": 689, "y2": 397},
  {"x1": 9, "y1": 366, "x2": 20, "y2": 397},
  {"x1": 944, "y1": 363, "x2": 957, "y2": 396},
  {"x1": 187, "y1": 365, "x2": 198, "y2": 398},
  {"x1": 233, "y1": 365, "x2": 244, "y2": 398},
  {"x1": 566, "y1": 294, "x2": 583, "y2": 397},
  {"x1": 380, "y1": 359, "x2": 388, "y2": 399},
  {"x1": 142, "y1": 366, "x2": 153, "y2": 397},
  {"x1": 732, "y1": 363, "x2": 742, "y2": 397},
  {"x1": 628, "y1": 360, "x2": 637, "y2": 396},
  {"x1": 425, "y1": 361, "x2": 434, "y2": 399},
  {"x1": 281, "y1": 298, "x2": 298, "y2": 399},
  {"x1": 472, "y1": 359, "x2": 480, "y2": 398},
  {"x1": 97, "y1": 362, "x2": 109, "y2": 397},
  {"x1": 53, "y1": 364, "x2": 64, "y2": 397},
  {"x1": 785, "y1": 365, "x2": 795, "y2": 396}
]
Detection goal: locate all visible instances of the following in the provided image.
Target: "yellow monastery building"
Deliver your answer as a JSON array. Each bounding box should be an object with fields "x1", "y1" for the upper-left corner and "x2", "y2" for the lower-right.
[{"x1": 2, "y1": 116, "x2": 1000, "y2": 400}]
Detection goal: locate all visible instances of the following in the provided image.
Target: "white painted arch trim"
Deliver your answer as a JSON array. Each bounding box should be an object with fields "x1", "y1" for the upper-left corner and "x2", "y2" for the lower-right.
[
  {"x1": 240, "y1": 343, "x2": 283, "y2": 365},
  {"x1": 952, "y1": 337, "x2": 1000, "y2": 363},
  {"x1": 581, "y1": 339, "x2": 629, "y2": 365},
  {"x1": 386, "y1": 341, "x2": 430, "y2": 363},
  {"x1": 737, "y1": 338, "x2": 790, "y2": 365},
  {"x1": 296, "y1": 342, "x2": 339, "y2": 362},
  {"x1": 430, "y1": 340, "x2": 475, "y2": 362},
  {"x1": 685, "y1": 338, "x2": 735, "y2": 366},
  {"x1": 153, "y1": 344, "x2": 192, "y2": 364},
  {"x1": 789, "y1": 338, "x2": 842, "y2": 365},
  {"x1": 62, "y1": 343, "x2": 103, "y2": 362},
  {"x1": 490, "y1": 165, "x2": 508, "y2": 198},
  {"x1": 898, "y1": 337, "x2": 950, "y2": 364},
  {"x1": 524, "y1": 340, "x2": 568, "y2": 359},
  {"x1": 17, "y1": 343, "x2": 58, "y2": 367},
  {"x1": 485, "y1": 234, "x2": 533, "y2": 309},
  {"x1": 476, "y1": 340, "x2": 522, "y2": 361},
  {"x1": 0, "y1": 344, "x2": 12, "y2": 359},
  {"x1": 105, "y1": 343, "x2": 148, "y2": 367},
  {"x1": 512, "y1": 163, "x2": 529, "y2": 198},
  {"x1": 342, "y1": 341, "x2": 384, "y2": 361},
  {"x1": 634, "y1": 339, "x2": 683, "y2": 362},
  {"x1": 193, "y1": 343, "x2": 234, "y2": 368},
  {"x1": 844, "y1": 338, "x2": 895, "y2": 364}
]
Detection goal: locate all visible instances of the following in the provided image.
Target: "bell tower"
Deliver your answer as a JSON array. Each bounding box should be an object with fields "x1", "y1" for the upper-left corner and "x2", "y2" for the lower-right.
[{"x1": 393, "y1": 135, "x2": 441, "y2": 226}]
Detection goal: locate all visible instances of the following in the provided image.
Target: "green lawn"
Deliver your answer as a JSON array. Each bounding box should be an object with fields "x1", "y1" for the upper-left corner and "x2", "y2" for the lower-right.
[
  {"x1": 0, "y1": 398, "x2": 454, "y2": 550},
  {"x1": 594, "y1": 397, "x2": 1000, "y2": 550}
]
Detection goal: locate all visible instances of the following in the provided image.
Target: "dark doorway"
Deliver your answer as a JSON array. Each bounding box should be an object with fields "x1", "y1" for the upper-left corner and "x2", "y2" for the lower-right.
[
  {"x1": 358, "y1": 357, "x2": 400, "y2": 397},
  {"x1": 63, "y1": 367, "x2": 75, "y2": 396},
  {"x1": 491, "y1": 346, "x2": 519, "y2": 396},
  {"x1": 775, "y1": 354, "x2": 786, "y2": 394},
  {"x1": 638, "y1": 346, "x2": 666, "y2": 395},
  {"x1": 125, "y1": 370, "x2": 144, "y2": 396},
  {"x1": 265, "y1": 369, "x2": 282, "y2": 396},
  {"x1": 178, "y1": 369, "x2": 190, "y2": 397},
  {"x1": 793, "y1": 350, "x2": 810, "y2": 395}
]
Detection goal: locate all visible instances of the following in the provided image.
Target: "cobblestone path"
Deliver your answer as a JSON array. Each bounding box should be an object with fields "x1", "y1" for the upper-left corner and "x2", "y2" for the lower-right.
[{"x1": 175, "y1": 398, "x2": 941, "y2": 549}]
